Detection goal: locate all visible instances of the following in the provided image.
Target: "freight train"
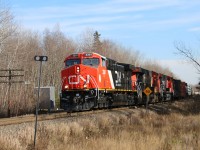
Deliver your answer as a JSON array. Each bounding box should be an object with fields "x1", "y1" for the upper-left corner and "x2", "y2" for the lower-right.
[{"x1": 60, "y1": 52, "x2": 189, "y2": 111}]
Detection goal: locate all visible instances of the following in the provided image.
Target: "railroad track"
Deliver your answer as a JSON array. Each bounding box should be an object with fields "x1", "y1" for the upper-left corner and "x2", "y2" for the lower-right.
[
  {"x1": 0, "y1": 107, "x2": 131, "y2": 126},
  {"x1": 0, "y1": 99, "x2": 179, "y2": 126}
]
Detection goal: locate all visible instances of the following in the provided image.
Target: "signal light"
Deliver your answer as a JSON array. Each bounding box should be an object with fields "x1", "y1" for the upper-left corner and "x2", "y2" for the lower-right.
[{"x1": 34, "y1": 56, "x2": 48, "y2": 61}]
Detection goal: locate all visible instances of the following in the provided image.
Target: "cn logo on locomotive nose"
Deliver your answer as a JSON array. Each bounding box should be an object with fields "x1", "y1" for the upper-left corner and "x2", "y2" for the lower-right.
[{"x1": 68, "y1": 75, "x2": 91, "y2": 85}]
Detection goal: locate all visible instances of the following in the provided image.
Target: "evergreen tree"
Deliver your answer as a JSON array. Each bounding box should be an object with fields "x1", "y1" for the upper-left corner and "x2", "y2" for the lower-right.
[{"x1": 93, "y1": 31, "x2": 102, "y2": 54}]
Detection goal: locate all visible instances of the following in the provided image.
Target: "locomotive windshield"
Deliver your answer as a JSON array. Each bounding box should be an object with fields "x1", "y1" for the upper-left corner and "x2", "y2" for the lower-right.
[
  {"x1": 83, "y1": 58, "x2": 99, "y2": 67},
  {"x1": 66, "y1": 59, "x2": 81, "y2": 67}
]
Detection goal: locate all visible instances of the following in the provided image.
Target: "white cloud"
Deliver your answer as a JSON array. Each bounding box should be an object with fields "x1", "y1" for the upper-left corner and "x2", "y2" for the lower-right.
[
  {"x1": 13, "y1": 0, "x2": 185, "y2": 21},
  {"x1": 14, "y1": 0, "x2": 200, "y2": 33}
]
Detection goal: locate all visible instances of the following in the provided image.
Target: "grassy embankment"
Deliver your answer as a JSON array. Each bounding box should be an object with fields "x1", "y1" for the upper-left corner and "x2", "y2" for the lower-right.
[{"x1": 0, "y1": 96, "x2": 200, "y2": 150}]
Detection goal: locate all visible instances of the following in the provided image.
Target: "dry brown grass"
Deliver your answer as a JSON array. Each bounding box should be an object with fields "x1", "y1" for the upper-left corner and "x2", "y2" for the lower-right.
[{"x1": 0, "y1": 96, "x2": 200, "y2": 150}]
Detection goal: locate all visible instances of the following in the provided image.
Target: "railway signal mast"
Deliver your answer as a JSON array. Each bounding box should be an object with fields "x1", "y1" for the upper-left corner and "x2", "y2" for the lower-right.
[{"x1": 33, "y1": 55, "x2": 48, "y2": 148}]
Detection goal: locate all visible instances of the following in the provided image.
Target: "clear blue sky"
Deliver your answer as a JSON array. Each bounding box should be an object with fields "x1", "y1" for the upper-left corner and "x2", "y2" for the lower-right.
[{"x1": 10, "y1": 0, "x2": 200, "y2": 85}]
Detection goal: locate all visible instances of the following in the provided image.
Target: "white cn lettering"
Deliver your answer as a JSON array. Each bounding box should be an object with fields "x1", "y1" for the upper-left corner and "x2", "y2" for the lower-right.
[
  {"x1": 69, "y1": 75, "x2": 90, "y2": 85},
  {"x1": 115, "y1": 71, "x2": 122, "y2": 86}
]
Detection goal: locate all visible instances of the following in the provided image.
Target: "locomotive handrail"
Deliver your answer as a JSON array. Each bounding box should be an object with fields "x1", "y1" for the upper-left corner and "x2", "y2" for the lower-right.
[
  {"x1": 61, "y1": 77, "x2": 66, "y2": 88},
  {"x1": 88, "y1": 75, "x2": 99, "y2": 100},
  {"x1": 60, "y1": 76, "x2": 67, "y2": 98}
]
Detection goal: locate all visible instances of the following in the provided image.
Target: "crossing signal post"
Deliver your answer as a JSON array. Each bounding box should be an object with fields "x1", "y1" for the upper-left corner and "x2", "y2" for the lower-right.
[{"x1": 33, "y1": 55, "x2": 48, "y2": 148}]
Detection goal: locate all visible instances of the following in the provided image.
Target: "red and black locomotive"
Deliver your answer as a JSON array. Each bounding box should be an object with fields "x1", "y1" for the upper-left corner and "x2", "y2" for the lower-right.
[{"x1": 60, "y1": 52, "x2": 188, "y2": 111}]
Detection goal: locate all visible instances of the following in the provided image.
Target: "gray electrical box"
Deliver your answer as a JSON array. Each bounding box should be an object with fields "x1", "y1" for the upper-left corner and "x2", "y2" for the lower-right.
[{"x1": 34, "y1": 86, "x2": 55, "y2": 110}]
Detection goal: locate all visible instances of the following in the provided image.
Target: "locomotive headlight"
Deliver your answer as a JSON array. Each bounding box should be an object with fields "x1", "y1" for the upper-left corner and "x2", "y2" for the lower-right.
[
  {"x1": 64, "y1": 85, "x2": 69, "y2": 89},
  {"x1": 83, "y1": 84, "x2": 87, "y2": 88},
  {"x1": 77, "y1": 66, "x2": 80, "y2": 72},
  {"x1": 76, "y1": 66, "x2": 80, "y2": 74}
]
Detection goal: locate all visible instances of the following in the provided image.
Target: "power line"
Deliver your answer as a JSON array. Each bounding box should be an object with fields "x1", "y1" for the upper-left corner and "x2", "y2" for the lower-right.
[{"x1": 0, "y1": 68, "x2": 24, "y2": 117}]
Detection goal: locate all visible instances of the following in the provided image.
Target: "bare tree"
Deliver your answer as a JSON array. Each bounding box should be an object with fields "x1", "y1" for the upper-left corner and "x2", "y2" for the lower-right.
[
  {"x1": 76, "y1": 28, "x2": 94, "y2": 52},
  {"x1": 175, "y1": 41, "x2": 200, "y2": 74},
  {"x1": 0, "y1": 1, "x2": 17, "y2": 54},
  {"x1": 42, "y1": 25, "x2": 76, "y2": 90}
]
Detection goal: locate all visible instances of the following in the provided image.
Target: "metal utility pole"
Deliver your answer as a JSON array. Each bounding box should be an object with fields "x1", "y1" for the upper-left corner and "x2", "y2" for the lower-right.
[
  {"x1": 0, "y1": 69, "x2": 24, "y2": 117},
  {"x1": 33, "y1": 55, "x2": 48, "y2": 148}
]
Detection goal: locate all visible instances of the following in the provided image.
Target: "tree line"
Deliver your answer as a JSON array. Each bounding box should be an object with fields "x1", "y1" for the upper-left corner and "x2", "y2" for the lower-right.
[{"x1": 0, "y1": 3, "x2": 178, "y2": 117}]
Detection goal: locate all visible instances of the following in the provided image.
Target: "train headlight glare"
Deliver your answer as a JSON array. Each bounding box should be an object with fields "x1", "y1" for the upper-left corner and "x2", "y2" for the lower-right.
[{"x1": 65, "y1": 85, "x2": 69, "y2": 89}]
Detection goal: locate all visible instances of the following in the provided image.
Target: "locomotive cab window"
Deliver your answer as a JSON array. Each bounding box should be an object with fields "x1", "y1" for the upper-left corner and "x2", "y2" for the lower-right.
[
  {"x1": 83, "y1": 58, "x2": 99, "y2": 67},
  {"x1": 65, "y1": 59, "x2": 81, "y2": 67}
]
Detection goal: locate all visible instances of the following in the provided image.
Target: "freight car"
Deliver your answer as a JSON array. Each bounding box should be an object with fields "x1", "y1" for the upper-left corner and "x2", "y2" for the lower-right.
[{"x1": 60, "y1": 52, "x2": 188, "y2": 111}]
